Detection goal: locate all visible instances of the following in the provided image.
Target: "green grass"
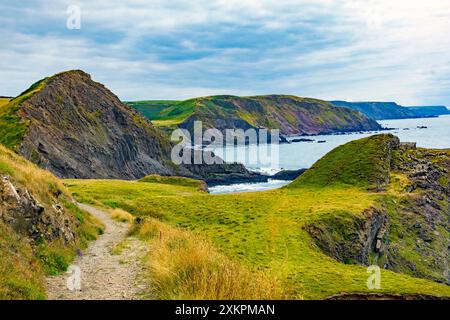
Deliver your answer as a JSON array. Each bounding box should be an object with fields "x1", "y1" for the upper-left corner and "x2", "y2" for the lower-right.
[
  {"x1": 139, "y1": 174, "x2": 207, "y2": 190},
  {"x1": 0, "y1": 78, "x2": 49, "y2": 149},
  {"x1": 66, "y1": 174, "x2": 450, "y2": 299},
  {"x1": 289, "y1": 134, "x2": 395, "y2": 190},
  {"x1": 125, "y1": 100, "x2": 179, "y2": 120},
  {"x1": 125, "y1": 99, "x2": 195, "y2": 126},
  {"x1": 65, "y1": 135, "x2": 450, "y2": 299}
]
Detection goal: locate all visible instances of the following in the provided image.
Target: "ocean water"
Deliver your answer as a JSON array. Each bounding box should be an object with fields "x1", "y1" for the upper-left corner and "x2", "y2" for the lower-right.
[
  {"x1": 208, "y1": 179, "x2": 291, "y2": 194},
  {"x1": 208, "y1": 115, "x2": 450, "y2": 194}
]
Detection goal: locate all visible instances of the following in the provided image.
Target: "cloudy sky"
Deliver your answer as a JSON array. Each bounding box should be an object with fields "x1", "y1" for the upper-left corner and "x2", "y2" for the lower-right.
[{"x1": 1, "y1": 0, "x2": 450, "y2": 105}]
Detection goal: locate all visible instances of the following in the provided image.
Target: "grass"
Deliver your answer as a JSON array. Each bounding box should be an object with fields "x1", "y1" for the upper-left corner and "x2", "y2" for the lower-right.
[
  {"x1": 139, "y1": 174, "x2": 207, "y2": 191},
  {"x1": 67, "y1": 179, "x2": 450, "y2": 299},
  {"x1": 126, "y1": 99, "x2": 195, "y2": 127},
  {"x1": 0, "y1": 78, "x2": 49, "y2": 149},
  {"x1": 0, "y1": 98, "x2": 11, "y2": 108},
  {"x1": 0, "y1": 223, "x2": 45, "y2": 300},
  {"x1": 65, "y1": 135, "x2": 450, "y2": 299},
  {"x1": 0, "y1": 144, "x2": 103, "y2": 299},
  {"x1": 131, "y1": 217, "x2": 286, "y2": 299},
  {"x1": 110, "y1": 208, "x2": 134, "y2": 223},
  {"x1": 125, "y1": 100, "x2": 179, "y2": 120},
  {"x1": 289, "y1": 134, "x2": 395, "y2": 190}
]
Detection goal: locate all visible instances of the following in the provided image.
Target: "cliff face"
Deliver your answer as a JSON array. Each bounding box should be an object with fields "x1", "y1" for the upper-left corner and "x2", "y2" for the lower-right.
[
  {"x1": 14, "y1": 70, "x2": 186, "y2": 179},
  {"x1": 128, "y1": 95, "x2": 382, "y2": 136},
  {"x1": 1, "y1": 70, "x2": 253, "y2": 180},
  {"x1": 300, "y1": 135, "x2": 450, "y2": 285}
]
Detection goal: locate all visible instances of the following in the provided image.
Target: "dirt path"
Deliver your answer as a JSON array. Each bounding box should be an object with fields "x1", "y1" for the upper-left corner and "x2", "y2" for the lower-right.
[{"x1": 45, "y1": 203, "x2": 149, "y2": 300}]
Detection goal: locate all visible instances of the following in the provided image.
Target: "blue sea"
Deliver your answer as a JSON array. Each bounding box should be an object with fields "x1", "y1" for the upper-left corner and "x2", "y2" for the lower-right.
[{"x1": 208, "y1": 115, "x2": 450, "y2": 194}]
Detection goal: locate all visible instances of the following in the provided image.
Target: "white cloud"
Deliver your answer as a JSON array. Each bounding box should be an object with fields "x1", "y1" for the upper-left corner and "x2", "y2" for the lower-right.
[{"x1": 0, "y1": 0, "x2": 449, "y2": 105}]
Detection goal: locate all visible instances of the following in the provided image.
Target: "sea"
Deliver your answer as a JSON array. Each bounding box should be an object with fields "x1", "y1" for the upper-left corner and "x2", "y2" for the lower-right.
[{"x1": 208, "y1": 115, "x2": 450, "y2": 194}]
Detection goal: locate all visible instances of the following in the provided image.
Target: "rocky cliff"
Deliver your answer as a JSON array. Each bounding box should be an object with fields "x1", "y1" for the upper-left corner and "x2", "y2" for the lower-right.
[
  {"x1": 300, "y1": 135, "x2": 450, "y2": 285},
  {"x1": 128, "y1": 95, "x2": 382, "y2": 137},
  {"x1": 0, "y1": 70, "x2": 254, "y2": 180}
]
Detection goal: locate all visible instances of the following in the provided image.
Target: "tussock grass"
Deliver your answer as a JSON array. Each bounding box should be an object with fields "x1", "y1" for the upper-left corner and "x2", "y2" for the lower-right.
[
  {"x1": 110, "y1": 208, "x2": 134, "y2": 223},
  {"x1": 0, "y1": 144, "x2": 70, "y2": 203},
  {"x1": 132, "y1": 218, "x2": 286, "y2": 300}
]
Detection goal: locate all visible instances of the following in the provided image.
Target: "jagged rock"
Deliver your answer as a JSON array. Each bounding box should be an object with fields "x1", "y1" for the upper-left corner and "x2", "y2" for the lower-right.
[
  {"x1": 0, "y1": 176, "x2": 76, "y2": 242},
  {"x1": 304, "y1": 207, "x2": 389, "y2": 265}
]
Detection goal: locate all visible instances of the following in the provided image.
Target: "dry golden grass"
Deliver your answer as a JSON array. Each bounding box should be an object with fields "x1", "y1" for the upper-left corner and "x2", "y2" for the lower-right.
[
  {"x1": 110, "y1": 208, "x2": 134, "y2": 223},
  {"x1": 134, "y1": 218, "x2": 288, "y2": 300},
  {"x1": 0, "y1": 144, "x2": 103, "y2": 299},
  {"x1": 0, "y1": 144, "x2": 70, "y2": 203},
  {"x1": 0, "y1": 98, "x2": 11, "y2": 108}
]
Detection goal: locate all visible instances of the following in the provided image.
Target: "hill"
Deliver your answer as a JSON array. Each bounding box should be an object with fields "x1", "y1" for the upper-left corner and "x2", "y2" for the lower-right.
[
  {"x1": 330, "y1": 101, "x2": 449, "y2": 120},
  {"x1": 126, "y1": 95, "x2": 382, "y2": 136},
  {"x1": 0, "y1": 70, "x2": 254, "y2": 181},
  {"x1": 67, "y1": 134, "x2": 450, "y2": 299},
  {"x1": 125, "y1": 100, "x2": 180, "y2": 120},
  {"x1": 406, "y1": 106, "x2": 450, "y2": 117},
  {"x1": 330, "y1": 101, "x2": 417, "y2": 120},
  {"x1": 0, "y1": 144, "x2": 102, "y2": 299}
]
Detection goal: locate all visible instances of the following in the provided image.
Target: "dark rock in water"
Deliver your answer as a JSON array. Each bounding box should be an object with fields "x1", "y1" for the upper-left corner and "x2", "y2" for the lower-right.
[
  {"x1": 206, "y1": 168, "x2": 307, "y2": 185},
  {"x1": 205, "y1": 171, "x2": 268, "y2": 186},
  {"x1": 317, "y1": 140, "x2": 326, "y2": 143},
  {"x1": 271, "y1": 169, "x2": 307, "y2": 180},
  {"x1": 279, "y1": 135, "x2": 291, "y2": 144},
  {"x1": 417, "y1": 126, "x2": 428, "y2": 129},
  {"x1": 291, "y1": 138, "x2": 315, "y2": 143}
]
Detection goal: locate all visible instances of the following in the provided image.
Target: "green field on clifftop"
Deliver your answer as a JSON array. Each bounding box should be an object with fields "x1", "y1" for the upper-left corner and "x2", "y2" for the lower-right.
[{"x1": 66, "y1": 135, "x2": 450, "y2": 299}]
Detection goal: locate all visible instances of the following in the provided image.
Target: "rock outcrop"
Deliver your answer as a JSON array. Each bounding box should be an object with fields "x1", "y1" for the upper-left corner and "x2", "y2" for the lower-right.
[
  {"x1": 2, "y1": 70, "x2": 255, "y2": 181},
  {"x1": 305, "y1": 207, "x2": 389, "y2": 265},
  {"x1": 303, "y1": 138, "x2": 450, "y2": 285},
  {"x1": 0, "y1": 176, "x2": 75, "y2": 242}
]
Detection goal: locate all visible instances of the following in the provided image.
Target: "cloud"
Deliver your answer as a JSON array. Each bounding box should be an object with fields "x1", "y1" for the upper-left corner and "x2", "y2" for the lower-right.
[{"x1": 0, "y1": 0, "x2": 449, "y2": 105}]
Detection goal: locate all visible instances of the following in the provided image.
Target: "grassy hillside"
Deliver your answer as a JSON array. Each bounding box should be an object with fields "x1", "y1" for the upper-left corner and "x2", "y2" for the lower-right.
[
  {"x1": 0, "y1": 79, "x2": 49, "y2": 150},
  {"x1": 125, "y1": 100, "x2": 179, "y2": 121},
  {"x1": 289, "y1": 134, "x2": 397, "y2": 190},
  {"x1": 127, "y1": 95, "x2": 381, "y2": 135},
  {"x1": 66, "y1": 135, "x2": 450, "y2": 299},
  {"x1": 0, "y1": 144, "x2": 102, "y2": 299},
  {"x1": 0, "y1": 98, "x2": 11, "y2": 108}
]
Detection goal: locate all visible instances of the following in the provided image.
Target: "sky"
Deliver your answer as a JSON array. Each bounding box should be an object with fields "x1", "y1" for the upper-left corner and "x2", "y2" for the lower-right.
[{"x1": 1, "y1": 0, "x2": 450, "y2": 105}]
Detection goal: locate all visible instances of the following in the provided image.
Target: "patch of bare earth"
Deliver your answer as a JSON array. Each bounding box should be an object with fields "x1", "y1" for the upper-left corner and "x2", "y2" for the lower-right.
[{"x1": 45, "y1": 204, "x2": 149, "y2": 300}]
